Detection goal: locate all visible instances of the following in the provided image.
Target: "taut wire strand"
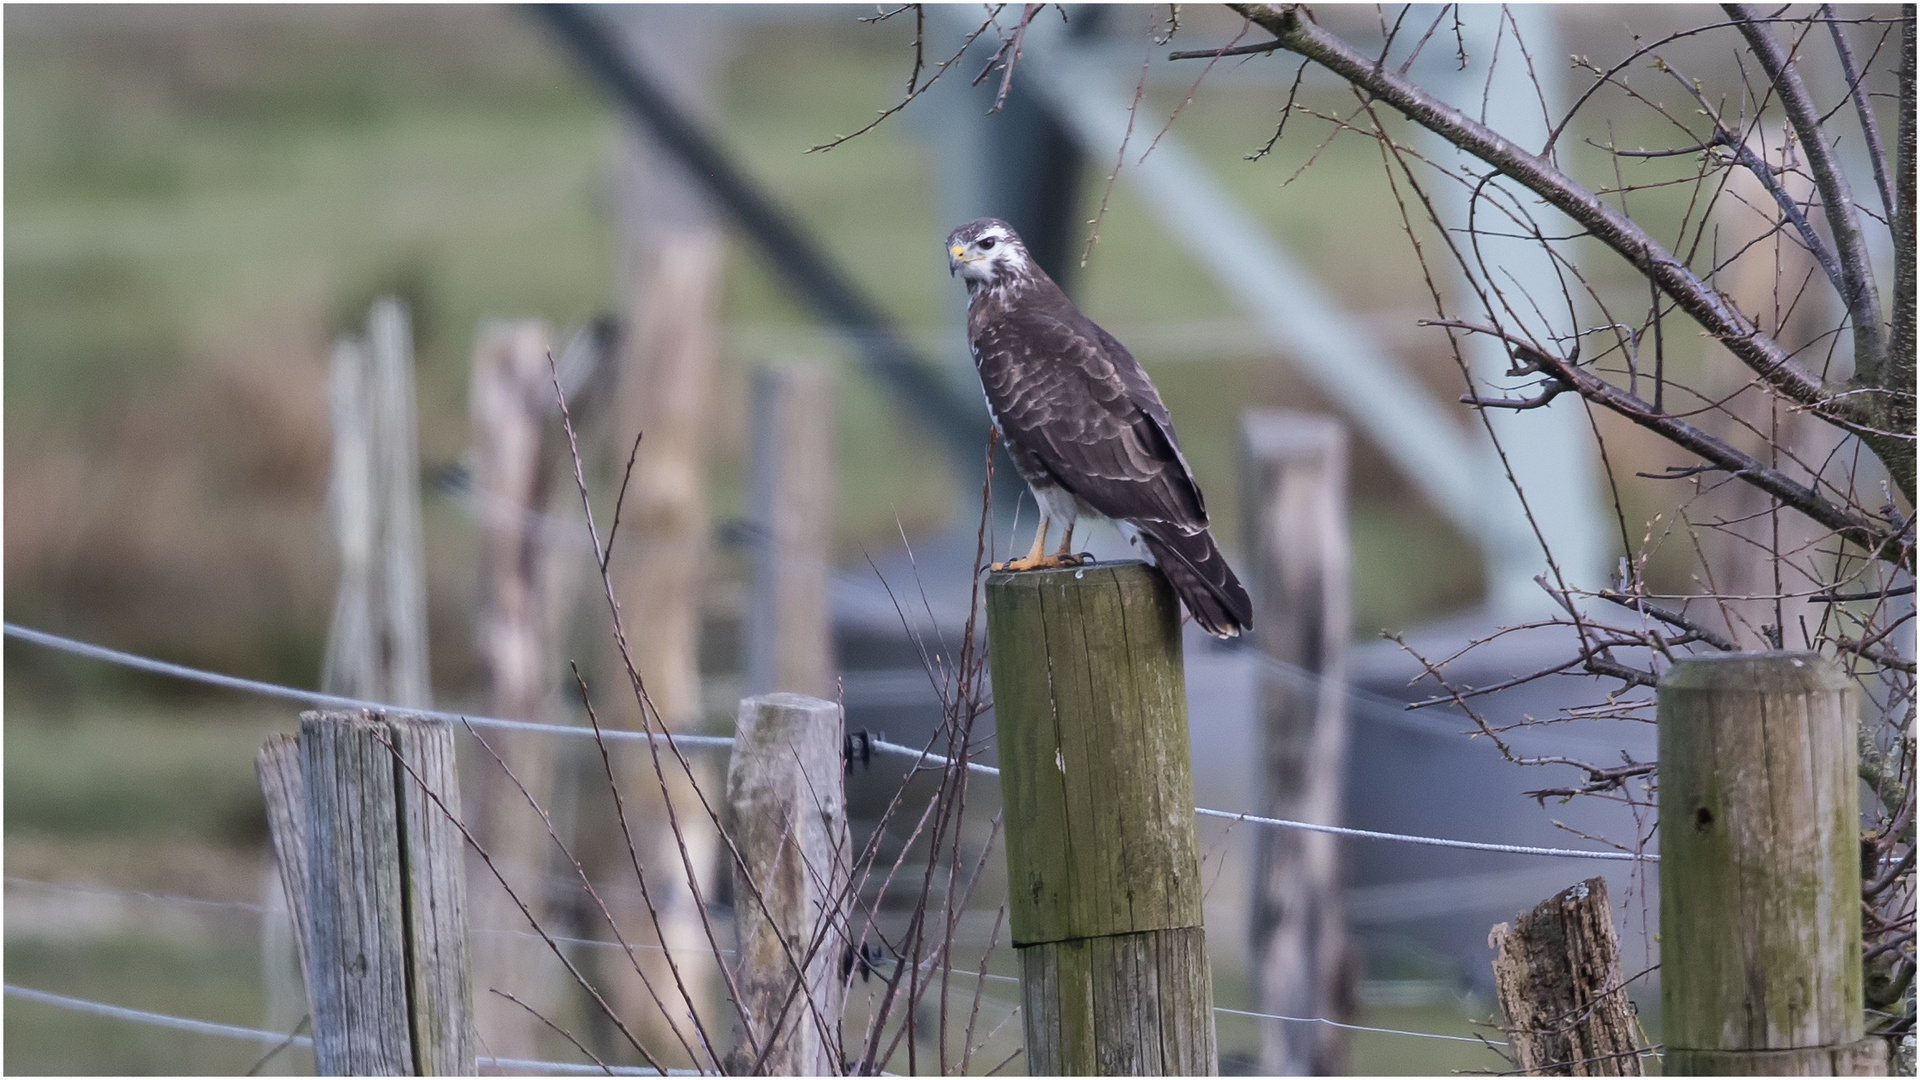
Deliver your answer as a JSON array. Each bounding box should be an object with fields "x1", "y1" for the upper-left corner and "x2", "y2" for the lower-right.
[{"x1": 2, "y1": 621, "x2": 1650, "y2": 861}]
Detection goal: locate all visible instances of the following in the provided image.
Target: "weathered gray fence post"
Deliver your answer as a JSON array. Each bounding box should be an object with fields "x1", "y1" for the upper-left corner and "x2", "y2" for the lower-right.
[
  {"x1": 1658, "y1": 654, "x2": 1886, "y2": 1075},
  {"x1": 985, "y1": 562, "x2": 1217, "y2": 1076},
  {"x1": 1489, "y1": 876, "x2": 1642, "y2": 1076},
  {"x1": 602, "y1": 12, "x2": 729, "y2": 1029},
  {"x1": 259, "y1": 735, "x2": 315, "y2": 1002},
  {"x1": 322, "y1": 298, "x2": 433, "y2": 709},
  {"x1": 468, "y1": 317, "x2": 566, "y2": 1060},
  {"x1": 262, "y1": 709, "x2": 474, "y2": 1075},
  {"x1": 725, "y1": 693, "x2": 849, "y2": 1075},
  {"x1": 1239, "y1": 409, "x2": 1354, "y2": 1075},
  {"x1": 275, "y1": 298, "x2": 439, "y2": 1058},
  {"x1": 744, "y1": 362, "x2": 835, "y2": 701}
]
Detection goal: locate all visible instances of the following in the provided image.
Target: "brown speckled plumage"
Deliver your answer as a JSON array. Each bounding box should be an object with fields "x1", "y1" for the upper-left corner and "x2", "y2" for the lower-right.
[{"x1": 947, "y1": 218, "x2": 1252, "y2": 637}]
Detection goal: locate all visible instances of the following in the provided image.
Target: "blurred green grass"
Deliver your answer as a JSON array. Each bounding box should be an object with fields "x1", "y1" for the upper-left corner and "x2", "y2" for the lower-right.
[
  {"x1": 3, "y1": 685, "x2": 298, "y2": 1074},
  {"x1": 4, "y1": 696, "x2": 284, "y2": 843},
  {"x1": 5, "y1": 938, "x2": 310, "y2": 1076}
]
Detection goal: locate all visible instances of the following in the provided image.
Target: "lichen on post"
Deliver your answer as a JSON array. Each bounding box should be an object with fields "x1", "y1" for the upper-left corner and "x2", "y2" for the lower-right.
[
  {"x1": 985, "y1": 561, "x2": 1216, "y2": 1076},
  {"x1": 1658, "y1": 653, "x2": 1886, "y2": 1076}
]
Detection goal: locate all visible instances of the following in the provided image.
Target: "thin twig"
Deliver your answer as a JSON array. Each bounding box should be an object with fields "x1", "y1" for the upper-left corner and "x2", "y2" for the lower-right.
[{"x1": 1821, "y1": 3, "x2": 1897, "y2": 220}]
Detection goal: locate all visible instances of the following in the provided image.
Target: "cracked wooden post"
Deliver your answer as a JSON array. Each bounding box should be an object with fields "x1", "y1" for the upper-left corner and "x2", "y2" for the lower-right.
[
  {"x1": 282, "y1": 709, "x2": 474, "y2": 1076},
  {"x1": 985, "y1": 561, "x2": 1216, "y2": 1076},
  {"x1": 258, "y1": 734, "x2": 315, "y2": 1009},
  {"x1": 725, "y1": 693, "x2": 849, "y2": 1075},
  {"x1": 1658, "y1": 654, "x2": 1886, "y2": 1075},
  {"x1": 1489, "y1": 876, "x2": 1642, "y2": 1076}
]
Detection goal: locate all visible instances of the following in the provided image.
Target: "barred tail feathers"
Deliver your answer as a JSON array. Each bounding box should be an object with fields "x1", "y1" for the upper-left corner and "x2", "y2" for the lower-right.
[{"x1": 1136, "y1": 522, "x2": 1253, "y2": 638}]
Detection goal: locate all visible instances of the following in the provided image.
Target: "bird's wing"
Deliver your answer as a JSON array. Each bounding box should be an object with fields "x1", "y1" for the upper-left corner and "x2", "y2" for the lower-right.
[
  {"x1": 975, "y1": 308, "x2": 1208, "y2": 532},
  {"x1": 1088, "y1": 319, "x2": 1211, "y2": 523}
]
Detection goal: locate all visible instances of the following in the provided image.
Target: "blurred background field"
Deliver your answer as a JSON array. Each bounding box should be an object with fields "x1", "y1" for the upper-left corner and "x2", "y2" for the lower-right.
[{"x1": 1, "y1": 3, "x2": 1792, "y2": 1073}]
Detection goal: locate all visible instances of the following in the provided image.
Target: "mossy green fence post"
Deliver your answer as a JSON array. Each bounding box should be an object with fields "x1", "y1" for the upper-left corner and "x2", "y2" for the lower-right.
[
  {"x1": 985, "y1": 561, "x2": 1217, "y2": 1076},
  {"x1": 1658, "y1": 653, "x2": 1886, "y2": 1075}
]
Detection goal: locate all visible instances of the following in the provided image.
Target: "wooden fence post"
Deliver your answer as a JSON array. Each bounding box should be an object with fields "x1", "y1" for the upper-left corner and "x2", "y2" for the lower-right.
[
  {"x1": 1489, "y1": 876, "x2": 1642, "y2": 1076},
  {"x1": 259, "y1": 735, "x2": 315, "y2": 1003},
  {"x1": 1658, "y1": 653, "x2": 1886, "y2": 1075},
  {"x1": 603, "y1": 13, "x2": 729, "y2": 1025},
  {"x1": 724, "y1": 693, "x2": 849, "y2": 1075},
  {"x1": 322, "y1": 299, "x2": 433, "y2": 708},
  {"x1": 266, "y1": 709, "x2": 474, "y2": 1076},
  {"x1": 365, "y1": 299, "x2": 432, "y2": 708},
  {"x1": 1238, "y1": 409, "x2": 1354, "y2": 1075},
  {"x1": 291, "y1": 298, "x2": 439, "y2": 1059},
  {"x1": 468, "y1": 318, "x2": 566, "y2": 1059},
  {"x1": 985, "y1": 562, "x2": 1216, "y2": 1076},
  {"x1": 744, "y1": 362, "x2": 835, "y2": 701}
]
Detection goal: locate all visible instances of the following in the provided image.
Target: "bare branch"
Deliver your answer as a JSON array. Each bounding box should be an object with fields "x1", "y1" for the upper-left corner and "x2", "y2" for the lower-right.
[
  {"x1": 1649, "y1": 58, "x2": 1849, "y2": 301},
  {"x1": 1230, "y1": 2, "x2": 1914, "y2": 501},
  {"x1": 988, "y1": 5, "x2": 1044, "y2": 115},
  {"x1": 908, "y1": 5, "x2": 926, "y2": 93},
  {"x1": 1872, "y1": 11, "x2": 1916, "y2": 495},
  {"x1": 1460, "y1": 381, "x2": 1566, "y2": 410},
  {"x1": 1524, "y1": 761, "x2": 1658, "y2": 801},
  {"x1": 809, "y1": 7, "x2": 1006, "y2": 152},
  {"x1": 1151, "y1": 3, "x2": 1181, "y2": 45},
  {"x1": 1166, "y1": 38, "x2": 1283, "y2": 61},
  {"x1": 1597, "y1": 589, "x2": 1740, "y2": 652},
  {"x1": 1429, "y1": 319, "x2": 1908, "y2": 564},
  {"x1": 1080, "y1": 29, "x2": 1152, "y2": 267},
  {"x1": 1813, "y1": 583, "x2": 1916, "y2": 603},
  {"x1": 1726, "y1": 3, "x2": 1887, "y2": 376},
  {"x1": 1823, "y1": 3, "x2": 1898, "y2": 221},
  {"x1": 1141, "y1": 18, "x2": 1252, "y2": 163},
  {"x1": 601, "y1": 429, "x2": 643, "y2": 573},
  {"x1": 1245, "y1": 56, "x2": 1310, "y2": 162}
]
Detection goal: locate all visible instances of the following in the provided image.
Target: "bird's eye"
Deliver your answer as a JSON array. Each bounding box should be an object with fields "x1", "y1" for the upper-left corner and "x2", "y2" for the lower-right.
[{"x1": 979, "y1": 237, "x2": 997, "y2": 251}]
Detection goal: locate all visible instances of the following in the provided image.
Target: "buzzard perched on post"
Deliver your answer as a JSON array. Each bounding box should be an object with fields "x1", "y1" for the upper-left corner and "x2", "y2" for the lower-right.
[{"x1": 947, "y1": 218, "x2": 1253, "y2": 638}]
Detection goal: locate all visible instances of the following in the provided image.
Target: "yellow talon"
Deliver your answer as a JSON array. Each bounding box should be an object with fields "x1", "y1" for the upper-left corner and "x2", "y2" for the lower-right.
[{"x1": 987, "y1": 515, "x2": 1092, "y2": 572}]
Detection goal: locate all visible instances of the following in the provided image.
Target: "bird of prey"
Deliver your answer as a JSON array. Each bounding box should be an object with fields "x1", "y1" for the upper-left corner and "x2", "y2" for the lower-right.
[{"x1": 946, "y1": 218, "x2": 1253, "y2": 638}]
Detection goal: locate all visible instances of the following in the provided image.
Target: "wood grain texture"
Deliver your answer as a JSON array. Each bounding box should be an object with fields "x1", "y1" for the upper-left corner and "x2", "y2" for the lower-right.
[
  {"x1": 1658, "y1": 654, "x2": 1875, "y2": 1073},
  {"x1": 299, "y1": 710, "x2": 474, "y2": 1076},
  {"x1": 388, "y1": 715, "x2": 476, "y2": 1075},
  {"x1": 1239, "y1": 411, "x2": 1355, "y2": 1076},
  {"x1": 1664, "y1": 1039, "x2": 1888, "y2": 1075},
  {"x1": 258, "y1": 734, "x2": 315, "y2": 1009},
  {"x1": 986, "y1": 562, "x2": 1216, "y2": 1075},
  {"x1": 1019, "y1": 928, "x2": 1217, "y2": 1076},
  {"x1": 725, "y1": 693, "x2": 848, "y2": 1075},
  {"x1": 1490, "y1": 876, "x2": 1642, "y2": 1075},
  {"x1": 987, "y1": 562, "x2": 1202, "y2": 945},
  {"x1": 302, "y1": 710, "x2": 415, "y2": 1075}
]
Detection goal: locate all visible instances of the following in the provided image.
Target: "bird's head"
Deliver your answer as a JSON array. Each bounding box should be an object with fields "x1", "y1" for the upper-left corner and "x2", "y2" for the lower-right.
[{"x1": 946, "y1": 218, "x2": 1032, "y2": 292}]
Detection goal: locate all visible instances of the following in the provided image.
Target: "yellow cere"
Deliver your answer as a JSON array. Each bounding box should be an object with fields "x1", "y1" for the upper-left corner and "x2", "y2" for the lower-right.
[{"x1": 950, "y1": 244, "x2": 965, "y2": 257}]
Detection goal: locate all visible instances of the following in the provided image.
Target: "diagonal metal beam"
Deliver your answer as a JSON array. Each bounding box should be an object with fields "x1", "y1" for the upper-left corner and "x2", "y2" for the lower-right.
[
  {"x1": 528, "y1": 4, "x2": 988, "y2": 471},
  {"x1": 1016, "y1": 41, "x2": 1501, "y2": 551}
]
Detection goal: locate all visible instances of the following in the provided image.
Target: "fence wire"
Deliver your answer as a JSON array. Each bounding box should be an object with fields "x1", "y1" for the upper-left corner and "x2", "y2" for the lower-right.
[
  {"x1": 6, "y1": 974, "x2": 1504, "y2": 1057},
  {"x1": 3, "y1": 621, "x2": 1649, "y2": 861},
  {"x1": 3, "y1": 984, "x2": 689, "y2": 1075},
  {"x1": 7, "y1": 874, "x2": 1515, "y2": 1051}
]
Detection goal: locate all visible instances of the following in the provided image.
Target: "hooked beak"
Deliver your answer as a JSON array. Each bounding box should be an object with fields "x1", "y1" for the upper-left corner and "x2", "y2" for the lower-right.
[{"x1": 948, "y1": 243, "x2": 965, "y2": 277}]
